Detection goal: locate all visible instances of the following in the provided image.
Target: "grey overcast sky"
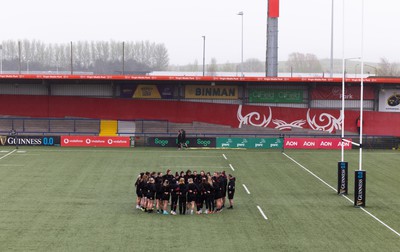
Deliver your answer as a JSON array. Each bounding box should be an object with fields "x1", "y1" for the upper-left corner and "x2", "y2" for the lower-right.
[{"x1": 1, "y1": 0, "x2": 399, "y2": 65}]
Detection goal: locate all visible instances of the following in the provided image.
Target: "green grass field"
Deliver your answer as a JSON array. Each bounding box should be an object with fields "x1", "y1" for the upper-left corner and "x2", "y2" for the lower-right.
[{"x1": 0, "y1": 147, "x2": 399, "y2": 251}]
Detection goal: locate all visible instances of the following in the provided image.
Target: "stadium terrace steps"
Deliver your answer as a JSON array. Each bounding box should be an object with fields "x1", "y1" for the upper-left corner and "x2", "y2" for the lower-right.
[
  {"x1": 0, "y1": 118, "x2": 101, "y2": 135},
  {"x1": 49, "y1": 120, "x2": 75, "y2": 132},
  {"x1": 72, "y1": 120, "x2": 100, "y2": 134},
  {"x1": 0, "y1": 117, "x2": 343, "y2": 136},
  {"x1": 132, "y1": 120, "x2": 338, "y2": 136},
  {"x1": 99, "y1": 120, "x2": 118, "y2": 136},
  {"x1": 135, "y1": 120, "x2": 169, "y2": 133},
  {"x1": 0, "y1": 119, "x2": 13, "y2": 132},
  {"x1": 24, "y1": 120, "x2": 50, "y2": 132},
  {"x1": 117, "y1": 121, "x2": 136, "y2": 136}
]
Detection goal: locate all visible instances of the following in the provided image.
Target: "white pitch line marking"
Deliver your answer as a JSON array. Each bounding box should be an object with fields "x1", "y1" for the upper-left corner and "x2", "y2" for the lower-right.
[
  {"x1": 282, "y1": 152, "x2": 400, "y2": 238},
  {"x1": 0, "y1": 149, "x2": 16, "y2": 160},
  {"x1": 222, "y1": 154, "x2": 227, "y2": 160},
  {"x1": 161, "y1": 156, "x2": 221, "y2": 158},
  {"x1": 161, "y1": 165, "x2": 226, "y2": 169},
  {"x1": 242, "y1": 184, "x2": 251, "y2": 194},
  {"x1": 257, "y1": 205, "x2": 268, "y2": 220},
  {"x1": 229, "y1": 164, "x2": 235, "y2": 171},
  {"x1": 15, "y1": 154, "x2": 40, "y2": 156}
]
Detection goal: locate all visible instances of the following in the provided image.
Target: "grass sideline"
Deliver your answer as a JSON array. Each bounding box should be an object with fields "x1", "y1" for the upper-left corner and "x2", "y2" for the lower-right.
[{"x1": 0, "y1": 147, "x2": 399, "y2": 251}]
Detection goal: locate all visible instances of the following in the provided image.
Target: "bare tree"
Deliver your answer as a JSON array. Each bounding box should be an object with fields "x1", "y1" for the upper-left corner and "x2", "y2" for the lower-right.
[
  {"x1": 377, "y1": 58, "x2": 400, "y2": 76},
  {"x1": 151, "y1": 43, "x2": 169, "y2": 70},
  {"x1": 286, "y1": 52, "x2": 322, "y2": 73},
  {"x1": 0, "y1": 39, "x2": 170, "y2": 73},
  {"x1": 207, "y1": 58, "x2": 218, "y2": 76},
  {"x1": 243, "y1": 58, "x2": 264, "y2": 72},
  {"x1": 220, "y1": 62, "x2": 236, "y2": 72}
]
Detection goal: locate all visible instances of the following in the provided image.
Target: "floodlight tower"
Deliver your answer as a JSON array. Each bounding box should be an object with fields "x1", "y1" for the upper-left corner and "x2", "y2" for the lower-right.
[{"x1": 266, "y1": 0, "x2": 279, "y2": 77}]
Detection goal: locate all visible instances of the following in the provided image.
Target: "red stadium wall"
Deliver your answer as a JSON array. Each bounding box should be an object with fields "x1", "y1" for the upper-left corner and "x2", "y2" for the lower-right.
[{"x1": 0, "y1": 95, "x2": 399, "y2": 136}]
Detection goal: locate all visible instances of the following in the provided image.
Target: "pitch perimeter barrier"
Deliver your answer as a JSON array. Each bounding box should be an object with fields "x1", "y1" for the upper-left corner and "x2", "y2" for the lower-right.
[
  {"x1": 2, "y1": 134, "x2": 399, "y2": 150},
  {"x1": 61, "y1": 136, "x2": 131, "y2": 148},
  {"x1": 147, "y1": 137, "x2": 216, "y2": 148},
  {"x1": 147, "y1": 137, "x2": 283, "y2": 149},
  {"x1": 216, "y1": 137, "x2": 283, "y2": 149},
  {"x1": 0, "y1": 135, "x2": 60, "y2": 146},
  {"x1": 284, "y1": 138, "x2": 352, "y2": 150}
]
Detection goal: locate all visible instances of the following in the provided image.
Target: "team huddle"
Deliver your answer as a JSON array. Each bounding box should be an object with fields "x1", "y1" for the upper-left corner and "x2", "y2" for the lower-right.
[{"x1": 134, "y1": 169, "x2": 236, "y2": 215}]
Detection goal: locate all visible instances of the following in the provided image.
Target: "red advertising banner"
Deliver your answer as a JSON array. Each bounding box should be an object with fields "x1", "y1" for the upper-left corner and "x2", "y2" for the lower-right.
[
  {"x1": 311, "y1": 85, "x2": 375, "y2": 100},
  {"x1": 61, "y1": 136, "x2": 131, "y2": 148},
  {"x1": 268, "y1": 0, "x2": 280, "y2": 18},
  {"x1": 284, "y1": 138, "x2": 352, "y2": 150}
]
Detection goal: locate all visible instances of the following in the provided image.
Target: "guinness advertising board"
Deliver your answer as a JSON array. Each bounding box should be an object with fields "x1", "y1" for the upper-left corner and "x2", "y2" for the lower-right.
[
  {"x1": 354, "y1": 170, "x2": 366, "y2": 207},
  {"x1": 337, "y1": 162, "x2": 348, "y2": 195},
  {"x1": 0, "y1": 136, "x2": 60, "y2": 146},
  {"x1": 148, "y1": 137, "x2": 216, "y2": 148}
]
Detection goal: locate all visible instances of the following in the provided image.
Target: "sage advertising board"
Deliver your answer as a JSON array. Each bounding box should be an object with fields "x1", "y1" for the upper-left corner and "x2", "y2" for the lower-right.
[
  {"x1": 216, "y1": 138, "x2": 283, "y2": 149},
  {"x1": 249, "y1": 89, "x2": 303, "y2": 103},
  {"x1": 148, "y1": 137, "x2": 216, "y2": 148}
]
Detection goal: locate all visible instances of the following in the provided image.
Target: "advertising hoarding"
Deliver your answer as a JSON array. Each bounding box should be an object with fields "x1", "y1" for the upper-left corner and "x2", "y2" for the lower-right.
[
  {"x1": 284, "y1": 138, "x2": 352, "y2": 150},
  {"x1": 147, "y1": 137, "x2": 216, "y2": 148},
  {"x1": 61, "y1": 136, "x2": 131, "y2": 147},
  {"x1": 216, "y1": 138, "x2": 283, "y2": 149},
  {"x1": 311, "y1": 85, "x2": 375, "y2": 100},
  {"x1": 120, "y1": 84, "x2": 174, "y2": 99},
  {"x1": 0, "y1": 135, "x2": 60, "y2": 146},
  {"x1": 249, "y1": 89, "x2": 303, "y2": 103},
  {"x1": 354, "y1": 170, "x2": 366, "y2": 207},
  {"x1": 337, "y1": 162, "x2": 348, "y2": 195},
  {"x1": 185, "y1": 85, "x2": 238, "y2": 99},
  {"x1": 379, "y1": 89, "x2": 400, "y2": 112}
]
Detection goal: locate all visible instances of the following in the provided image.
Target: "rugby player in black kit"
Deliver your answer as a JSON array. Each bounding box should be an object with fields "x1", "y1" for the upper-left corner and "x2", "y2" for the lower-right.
[
  {"x1": 178, "y1": 178, "x2": 187, "y2": 215},
  {"x1": 227, "y1": 174, "x2": 236, "y2": 209},
  {"x1": 146, "y1": 177, "x2": 156, "y2": 213}
]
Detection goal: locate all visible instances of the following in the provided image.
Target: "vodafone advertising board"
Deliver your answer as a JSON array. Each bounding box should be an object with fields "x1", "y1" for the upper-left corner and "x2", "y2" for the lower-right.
[
  {"x1": 61, "y1": 136, "x2": 131, "y2": 147},
  {"x1": 284, "y1": 138, "x2": 352, "y2": 150}
]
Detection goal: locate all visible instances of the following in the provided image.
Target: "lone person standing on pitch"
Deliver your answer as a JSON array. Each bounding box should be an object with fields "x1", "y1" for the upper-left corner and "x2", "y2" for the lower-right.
[
  {"x1": 177, "y1": 130, "x2": 183, "y2": 150},
  {"x1": 181, "y1": 129, "x2": 188, "y2": 149},
  {"x1": 227, "y1": 174, "x2": 236, "y2": 209}
]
